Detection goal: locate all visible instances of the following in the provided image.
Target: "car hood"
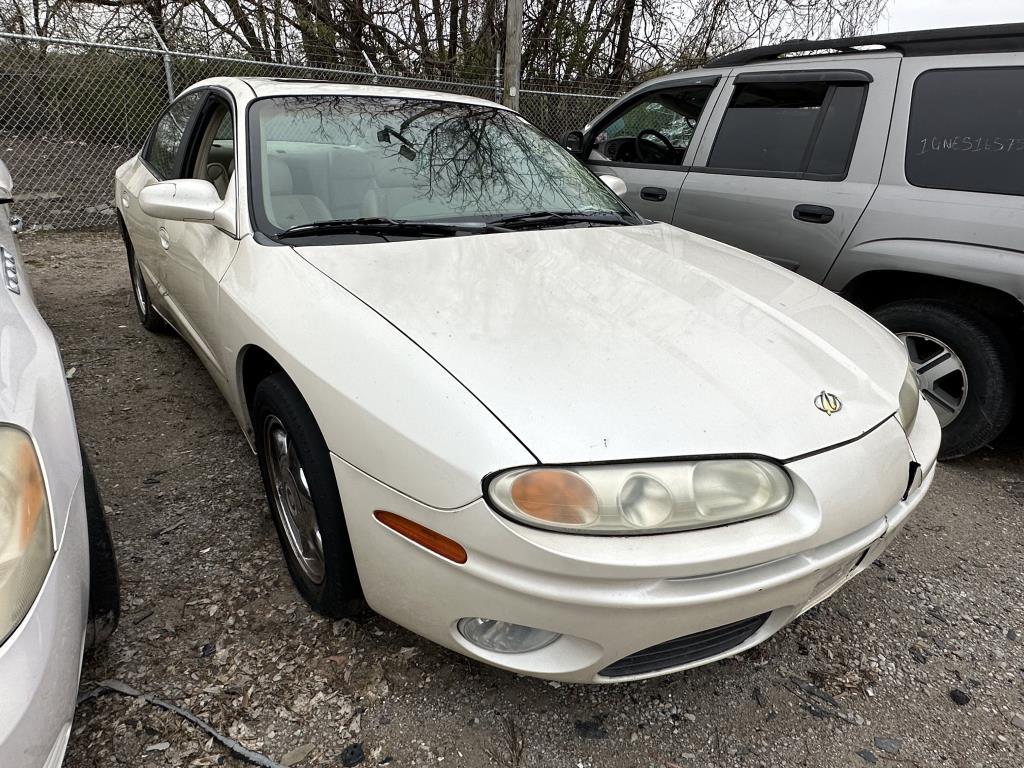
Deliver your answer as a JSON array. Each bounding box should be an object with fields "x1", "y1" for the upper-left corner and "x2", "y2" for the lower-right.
[{"x1": 296, "y1": 223, "x2": 908, "y2": 462}]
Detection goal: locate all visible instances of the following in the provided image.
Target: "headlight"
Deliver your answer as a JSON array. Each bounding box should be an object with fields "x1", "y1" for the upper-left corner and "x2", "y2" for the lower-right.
[
  {"x1": 0, "y1": 426, "x2": 54, "y2": 644},
  {"x1": 486, "y1": 460, "x2": 792, "y2": 535},
  {"x1": 896, "y1": 364, "x2": 921, "y2": 432}
]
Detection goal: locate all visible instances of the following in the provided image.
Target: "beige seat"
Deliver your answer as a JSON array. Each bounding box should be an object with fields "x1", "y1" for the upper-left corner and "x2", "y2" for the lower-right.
[
  {"x1": 267, "y1": 157, "x2": 330, "y2": 228},
  {"x1": 206, "y1": 162, "x2": 230, "y2": 197},
  {"x1": 362, "y1": 161, "x2": 422, "y2": 218},
  {"x1": 327, "y1": 149, "x2": 377, "y2": 219}
]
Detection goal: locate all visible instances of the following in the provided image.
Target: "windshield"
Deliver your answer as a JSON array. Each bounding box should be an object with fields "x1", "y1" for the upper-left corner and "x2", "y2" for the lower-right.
[{"x1": 248, "y1": 95, "x2": 634, "y2": 236}]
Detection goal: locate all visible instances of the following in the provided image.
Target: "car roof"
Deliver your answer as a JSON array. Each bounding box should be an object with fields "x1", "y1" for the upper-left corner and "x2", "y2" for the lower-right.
[
  {"x1": 705, "y1": 22, "x2": 1024, "y2": 68},
  {"x1": 216, "y1": 77, "x2": 507, "y2": 110}
]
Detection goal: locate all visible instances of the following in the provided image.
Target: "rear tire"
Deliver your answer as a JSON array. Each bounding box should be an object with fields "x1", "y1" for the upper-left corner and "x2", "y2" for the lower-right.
[
  {"x1": 873, "y1": 300, "x2": 1016, "y2": 459},
  {"x1": 118, "y1": 213, "x2": 168, "y2": 333},
  {"x1": 252, "y1": 373, "x2": 366, "y2": 617}
]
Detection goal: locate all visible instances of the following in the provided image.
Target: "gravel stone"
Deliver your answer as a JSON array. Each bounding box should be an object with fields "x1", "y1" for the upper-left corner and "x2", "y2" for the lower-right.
[
  {"x1": 950, "y1": 688, "x2": 972, "y2": 706},
  {"x1": 339, "y1": 742, "x2": 365, "y2": 766},
  {"x1": 872, "y1": 737, "x2": 902, "y2": 754}
]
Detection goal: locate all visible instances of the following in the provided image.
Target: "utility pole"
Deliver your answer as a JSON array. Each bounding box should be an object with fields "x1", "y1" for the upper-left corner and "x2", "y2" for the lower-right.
[{"x1": 502, "y1": 0, "x2": 523, "y2": 110}]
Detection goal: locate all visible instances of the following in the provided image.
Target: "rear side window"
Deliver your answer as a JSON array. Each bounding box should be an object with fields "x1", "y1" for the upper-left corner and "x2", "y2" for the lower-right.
[
  {"x1": 708, "y1": 80, "x2": 867, "y2": 178},
  {"x1": 143, "y1": 92, "x2": 205, "y2": 179},
  {"x1": 906, "y1": 68, "x2": 1024, "y2": 196}
]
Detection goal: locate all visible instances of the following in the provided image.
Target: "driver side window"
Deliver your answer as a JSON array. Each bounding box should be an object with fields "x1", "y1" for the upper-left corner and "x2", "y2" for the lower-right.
[
  {"x1": 187, "y1": 99, "x2": 235, "y2": 200},
  {"x1": 592, "y1": 85, "x2": 714, "y2": 166}
]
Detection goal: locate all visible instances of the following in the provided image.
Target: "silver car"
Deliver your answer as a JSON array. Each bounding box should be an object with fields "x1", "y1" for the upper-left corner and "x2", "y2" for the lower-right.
[
  {"x1": 566, "y1": 23, "x2": 1024, "y2": 459},
  {"x1": 0, "y1": 161, "x2": 119, "y2": 766}
]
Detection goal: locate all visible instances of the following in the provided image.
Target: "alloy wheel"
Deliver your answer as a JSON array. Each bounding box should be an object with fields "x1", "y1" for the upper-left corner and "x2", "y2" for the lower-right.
[
  {"x1": 263, "y1": 414, "x2": 326, "y2": 584},
  {"x1": 131, "y1": 257, "x2": 148, "y2": 317},
  {"x1": 898, "y1": 331, "x2": 968, "y2": 428}
]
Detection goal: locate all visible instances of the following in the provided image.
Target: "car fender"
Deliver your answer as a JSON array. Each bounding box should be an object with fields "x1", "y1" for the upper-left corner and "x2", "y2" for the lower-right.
[{"x1": 219, "y1": 240, "x2": 535, "y2": 510}]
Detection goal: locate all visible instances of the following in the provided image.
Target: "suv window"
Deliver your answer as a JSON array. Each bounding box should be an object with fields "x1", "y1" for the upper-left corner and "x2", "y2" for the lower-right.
[
  {"x1": 906, "y1": 68, "x2": 1024, "y2": 196},
  {"x1": 143, "y1": 92, "x2": 205, "y2": 179},
  {"x1": 708, "y1": 80, "x2": 866, "y2": 178},
  {"x1": 591, "y1": 85, "x2": 715, "y2": 165}
]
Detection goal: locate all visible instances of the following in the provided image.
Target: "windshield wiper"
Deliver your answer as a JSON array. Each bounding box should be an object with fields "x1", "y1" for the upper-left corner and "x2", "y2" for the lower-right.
[
  {"x1": 486, "y1": 210, "x2": 636, "y2": 230},
  {"x1": 276, "y1": 217, "x2": 505, "y2": 239}
]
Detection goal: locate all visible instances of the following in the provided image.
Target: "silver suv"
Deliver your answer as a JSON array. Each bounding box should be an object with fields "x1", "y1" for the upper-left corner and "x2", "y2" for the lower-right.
[{"x1": 565, "y1": 23, "x2": 1024, "y2": 459}]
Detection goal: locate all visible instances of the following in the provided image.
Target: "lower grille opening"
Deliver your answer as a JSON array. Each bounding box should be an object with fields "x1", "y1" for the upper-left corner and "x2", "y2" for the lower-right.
[{"x1": 599, "y1": 612, "x2": 771, "y2": 678}]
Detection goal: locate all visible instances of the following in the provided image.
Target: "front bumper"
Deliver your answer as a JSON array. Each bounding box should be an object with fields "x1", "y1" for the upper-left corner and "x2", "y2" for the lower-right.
[
  {"x1": 0, "y1": 479, "x2": 90, "y2": 766},
  {"x1": 337, "y1": 411, "x2": 940, "y2": 683}
]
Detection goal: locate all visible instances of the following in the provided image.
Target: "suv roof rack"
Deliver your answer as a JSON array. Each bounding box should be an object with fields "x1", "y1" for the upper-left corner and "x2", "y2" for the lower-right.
[{"x1": 705, "y1": 23, "x2": 1024, "y2": 68}]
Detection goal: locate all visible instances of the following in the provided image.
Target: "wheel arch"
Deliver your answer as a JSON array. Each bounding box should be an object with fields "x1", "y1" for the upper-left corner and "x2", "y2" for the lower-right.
[
  {"x1": 837, "y1": 269, "x2": 1024, "y2": 332},
  {"x1": 236, "y1": 343, "x2": 286, "y2": 435},
  {"x1": 825, "y1": 238, "x2": 1024, "y2": 332}
]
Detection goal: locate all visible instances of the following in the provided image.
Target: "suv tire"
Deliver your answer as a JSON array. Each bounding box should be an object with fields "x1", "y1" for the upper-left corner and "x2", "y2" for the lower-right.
[
  {"x1": 874, "y1": 300, "x2": 1016, "y2": 459},
  {"x1": 252, "y1": 373, "x2": 366, "y2": 617}
]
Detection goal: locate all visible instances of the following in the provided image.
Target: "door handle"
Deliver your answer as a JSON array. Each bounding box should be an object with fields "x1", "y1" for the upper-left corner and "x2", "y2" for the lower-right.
[
  {"x1": 158, "y1": 226, "x2": 170, "y2": 250},
  {"x1": 793, "y1": 204, "x2": 834, "y2": 224},
  {"x1": 640, "y1": 186, "x2": 667, "y2": 202}
]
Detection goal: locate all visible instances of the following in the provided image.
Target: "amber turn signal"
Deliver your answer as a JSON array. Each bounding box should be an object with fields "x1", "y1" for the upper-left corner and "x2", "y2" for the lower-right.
[{"x1": 373, "y1": 510, "x2": 468, "y2": 564}]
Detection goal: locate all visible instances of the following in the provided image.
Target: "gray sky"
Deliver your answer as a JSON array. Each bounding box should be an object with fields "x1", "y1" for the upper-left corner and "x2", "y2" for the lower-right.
[{"x1": 877, "y1": 0, "x2": 1022, "y2": 32}]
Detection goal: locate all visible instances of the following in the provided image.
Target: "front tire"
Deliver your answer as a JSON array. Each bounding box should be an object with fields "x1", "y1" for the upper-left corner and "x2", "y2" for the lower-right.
[
  {"x1": 874, "y1": 300, "x2": 1016, "y2": 459},
  {"x1": 83, "y1": 446, "x2": 120, "y2": 648},
  {"x1": 252, "y1": 373, "x2": 365, "y2": 617}
]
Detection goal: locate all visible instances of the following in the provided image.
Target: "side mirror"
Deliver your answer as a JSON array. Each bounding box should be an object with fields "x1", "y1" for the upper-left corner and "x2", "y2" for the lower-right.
[
  {"x1": 139, "y1": 179, "x2": 235, "y2": 235},
  {"x1": 562, "y1": 130, "x2": 585, "y2": 156},
  {"x1": 598, "y1": 174, "x2": 627, "y2": 198}
]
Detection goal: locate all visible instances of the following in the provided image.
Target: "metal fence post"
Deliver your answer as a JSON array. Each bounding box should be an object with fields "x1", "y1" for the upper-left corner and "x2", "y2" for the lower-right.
[
  {"x1": 145, "y1": 18, "x2": 175, "y2": 101},
  {"x1": 493, "y1": 50, "x2": 502, "y2": 104}
]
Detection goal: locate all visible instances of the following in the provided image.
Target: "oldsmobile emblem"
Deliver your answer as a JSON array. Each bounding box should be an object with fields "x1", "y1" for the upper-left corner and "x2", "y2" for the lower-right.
[{"x1": 814, "y1": 391, "x2": 842, "y2": 415}]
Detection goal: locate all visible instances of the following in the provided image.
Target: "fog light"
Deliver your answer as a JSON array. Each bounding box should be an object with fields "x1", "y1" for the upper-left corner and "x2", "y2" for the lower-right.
[{"x1": 457, "y1": 617, "x2": 560, "y2": 653}]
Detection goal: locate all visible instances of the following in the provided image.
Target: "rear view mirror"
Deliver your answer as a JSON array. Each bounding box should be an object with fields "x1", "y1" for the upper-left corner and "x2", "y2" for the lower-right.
[
  {"x1": 139, "y1": 179, "x2": 235, "y2": 235},
  {"x1": 598, "y1": 174, "x2": 627, "y2": 197},
  {"x1": 562, "y1": 130, "x2": 585, "y2": 156}
]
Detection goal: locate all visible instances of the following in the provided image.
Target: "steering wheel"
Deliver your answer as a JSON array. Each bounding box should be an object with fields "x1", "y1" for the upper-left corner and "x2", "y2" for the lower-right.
[{"x1": 635, "y1": 129, "x2": 676, "y2": 164}]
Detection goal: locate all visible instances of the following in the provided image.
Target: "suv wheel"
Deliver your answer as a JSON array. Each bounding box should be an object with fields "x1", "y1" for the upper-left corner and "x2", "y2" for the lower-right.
[{"x1": 873, "y1": 300, "x2": 1016, "y2": 459}]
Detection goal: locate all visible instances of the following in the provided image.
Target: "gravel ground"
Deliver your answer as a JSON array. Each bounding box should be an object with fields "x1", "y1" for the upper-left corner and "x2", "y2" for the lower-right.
[{"x1": 20, "y1": 230, "x2": 1024, "y2": 768}]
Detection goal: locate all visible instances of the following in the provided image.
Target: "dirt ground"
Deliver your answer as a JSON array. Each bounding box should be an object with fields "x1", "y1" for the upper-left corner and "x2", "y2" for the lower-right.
[{"x1": 20, "y1": 230, "x2": 1024, "y2": 768}]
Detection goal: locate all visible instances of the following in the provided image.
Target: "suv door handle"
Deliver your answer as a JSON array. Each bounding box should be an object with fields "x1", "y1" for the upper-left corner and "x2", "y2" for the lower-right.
[
  {"x1": 640, "y1": 187, "x2": 667, "y2": 202},
  {"x1": 793, "y1": 204, "x2": 834, "y2": 224}
]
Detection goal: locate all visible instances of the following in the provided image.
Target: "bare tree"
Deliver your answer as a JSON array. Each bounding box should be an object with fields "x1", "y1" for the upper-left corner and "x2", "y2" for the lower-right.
[{"x1": 1, "y1": 0, "x2": 890, "y2": 86}]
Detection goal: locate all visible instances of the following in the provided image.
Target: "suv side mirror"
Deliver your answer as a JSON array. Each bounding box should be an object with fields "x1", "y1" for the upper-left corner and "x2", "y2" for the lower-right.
[
  {"x1": 139, "y1": 179, "x2": 235, "y2": 235},
  {"x1": 562, "y1": 130, "x2": 585, "y2": 156}
]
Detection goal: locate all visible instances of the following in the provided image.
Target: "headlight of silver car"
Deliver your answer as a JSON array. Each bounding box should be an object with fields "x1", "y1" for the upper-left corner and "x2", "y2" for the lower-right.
[
  {"x1": 486, "y1": 459, "x2": 793, "y2": 535},
  {"x1": 896, "y1": 364, "x2": 921, "y2": 433},
  {"x1": 0, "y1": 426, "x2": 54, "y2": 644}
]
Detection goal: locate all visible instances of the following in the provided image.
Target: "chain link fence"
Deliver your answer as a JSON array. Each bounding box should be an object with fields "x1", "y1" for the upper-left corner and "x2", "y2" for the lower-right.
[{"x1": 0, "y1": 32, "x2": 626, "y2": 230}]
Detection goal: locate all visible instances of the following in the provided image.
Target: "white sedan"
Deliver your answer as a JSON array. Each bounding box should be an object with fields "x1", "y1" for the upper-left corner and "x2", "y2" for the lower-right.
[
  {"x1": 115, "y1": 78, "x2": 939, "y2": 683},
  {"x1": 0, "y1": 161, "x2": 119, "y2": 765}
]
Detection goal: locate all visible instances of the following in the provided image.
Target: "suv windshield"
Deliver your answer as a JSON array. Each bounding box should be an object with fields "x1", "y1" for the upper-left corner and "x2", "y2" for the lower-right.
[{"x1": 249, "y1": 95, "x2": 637, "y2": 237}]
